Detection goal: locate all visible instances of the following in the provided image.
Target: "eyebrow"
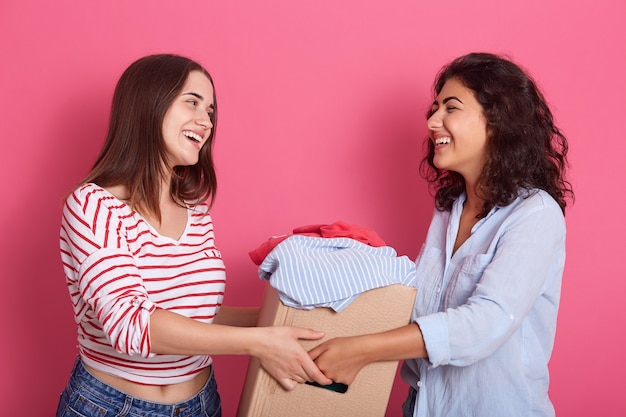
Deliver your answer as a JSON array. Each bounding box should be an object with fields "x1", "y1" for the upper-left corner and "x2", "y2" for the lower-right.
[
  {"x1": 432, "y1": 96, "x2": 464, "y2": 106},
  {"x1": 443, "y1": 96, "x2": 463, "y2": 104},
  {"x1": 183, "y1": 92, "x2": 215, "y2": 110}
]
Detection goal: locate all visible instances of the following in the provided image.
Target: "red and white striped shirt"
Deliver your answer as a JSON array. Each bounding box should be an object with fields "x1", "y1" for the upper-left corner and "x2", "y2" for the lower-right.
[{"x1": 60, "y1": 183, "x2": 226, "y2": 385}]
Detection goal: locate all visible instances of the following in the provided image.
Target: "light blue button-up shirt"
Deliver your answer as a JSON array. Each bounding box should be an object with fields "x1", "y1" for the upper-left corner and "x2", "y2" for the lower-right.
[{"x1": 401, "y1": 189, "x2": 566, "y2": 417}]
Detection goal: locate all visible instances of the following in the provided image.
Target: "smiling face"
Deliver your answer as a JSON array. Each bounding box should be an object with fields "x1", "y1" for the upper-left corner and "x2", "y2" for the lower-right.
[
  {"x1": 427, "y1": 77, "x2": 488, "y2": 185},
  {"x1": 162, "y1": 70, "x2": 215, "y2": 169}
]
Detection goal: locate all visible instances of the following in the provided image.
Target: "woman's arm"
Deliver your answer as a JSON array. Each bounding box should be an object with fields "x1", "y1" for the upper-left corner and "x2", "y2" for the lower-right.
[
  {"x1": 150, "y1": 308, "x2": 333, "y2": 390},
  {"x1": 63, "y1": 188, "x2": 330, "y2": 391},
  {"x1": 212, "y1": 306, "x2": 259, "y2": 327},
  {"x1": 308, "y1": 323, "x2": 427, "y2": 385}
]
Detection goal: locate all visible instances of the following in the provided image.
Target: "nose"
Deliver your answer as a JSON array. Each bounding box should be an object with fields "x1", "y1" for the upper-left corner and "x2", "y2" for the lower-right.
[
  {"x1": 196, "y1": 115, "x2": 213, "y2": 130},
  {"x1": 427, "y1": 109, "x2": 442, "y2": 131}
]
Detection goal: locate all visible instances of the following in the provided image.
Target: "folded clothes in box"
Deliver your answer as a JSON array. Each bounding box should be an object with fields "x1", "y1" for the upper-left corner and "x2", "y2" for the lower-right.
[{"x1": 237, "y1": 283, "x2": 417, "y2": 417}]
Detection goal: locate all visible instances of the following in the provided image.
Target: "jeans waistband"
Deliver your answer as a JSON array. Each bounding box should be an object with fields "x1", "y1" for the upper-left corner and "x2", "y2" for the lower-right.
[{"x1": 69, "y1": 357, "x2": 217, "y2": 417}]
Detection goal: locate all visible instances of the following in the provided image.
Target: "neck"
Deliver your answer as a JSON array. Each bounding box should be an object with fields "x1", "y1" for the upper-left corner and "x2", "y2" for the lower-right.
[
  {"x1": 463, "y1": 179, "x2": 485, "y2": 215},
  {"x1": 160, "y1": 176, "x2": 179, "y2": 208}
]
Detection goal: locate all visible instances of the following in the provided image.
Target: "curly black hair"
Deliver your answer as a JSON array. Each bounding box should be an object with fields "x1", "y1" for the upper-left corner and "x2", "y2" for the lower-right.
[{"x1": 420, "y1": 52, "x2": 574, "y2": 216}]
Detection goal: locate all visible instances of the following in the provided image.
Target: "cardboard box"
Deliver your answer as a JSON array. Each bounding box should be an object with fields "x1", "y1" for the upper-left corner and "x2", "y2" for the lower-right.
[{"x1": 237, "y1": 283, "x2": 417, "y2": 417}]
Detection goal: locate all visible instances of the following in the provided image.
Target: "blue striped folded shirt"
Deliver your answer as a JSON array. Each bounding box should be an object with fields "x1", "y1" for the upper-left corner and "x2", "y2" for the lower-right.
[{"x1": 258, "y1": 235, "x2": 417, "y2": 312}]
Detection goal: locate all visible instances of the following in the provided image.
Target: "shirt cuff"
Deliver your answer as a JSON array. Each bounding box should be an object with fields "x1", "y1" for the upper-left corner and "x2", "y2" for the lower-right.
[{"x1": 416, "y1": 312, "x2": 450, "y2": 367}]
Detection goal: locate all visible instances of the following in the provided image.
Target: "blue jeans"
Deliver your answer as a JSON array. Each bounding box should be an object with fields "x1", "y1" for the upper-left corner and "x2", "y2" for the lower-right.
[{"x1": 56, "y1": 358, "x2": 221, "y2": 417}]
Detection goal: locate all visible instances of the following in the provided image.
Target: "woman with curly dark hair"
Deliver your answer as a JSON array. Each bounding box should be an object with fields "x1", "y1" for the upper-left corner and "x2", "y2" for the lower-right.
[{"x1": 310, "y1": 52, "x2": 573, "y2": 417}]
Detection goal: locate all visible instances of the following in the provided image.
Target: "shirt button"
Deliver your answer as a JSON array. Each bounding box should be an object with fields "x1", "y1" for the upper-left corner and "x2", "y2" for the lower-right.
[
  {"x1": 417, "y1": 381, "x2": 422, "y2": 387},
  {"x1": 436, "y1": 287, "x2": 441, "y2": 294}
]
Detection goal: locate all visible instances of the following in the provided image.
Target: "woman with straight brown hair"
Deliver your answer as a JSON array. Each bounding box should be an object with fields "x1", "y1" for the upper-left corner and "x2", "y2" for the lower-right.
[{"x1": 56, "y1": 54, "x2": 331, "y2": 417}]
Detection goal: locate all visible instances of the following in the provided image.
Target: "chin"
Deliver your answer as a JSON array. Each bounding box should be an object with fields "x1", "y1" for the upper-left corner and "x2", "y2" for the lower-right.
[
  {"x1": 180, "y1": 155, "x2": 201, "y2": 166},
  {"x1": 432, "y1": 160, "x2": 446, "y2": 170}
]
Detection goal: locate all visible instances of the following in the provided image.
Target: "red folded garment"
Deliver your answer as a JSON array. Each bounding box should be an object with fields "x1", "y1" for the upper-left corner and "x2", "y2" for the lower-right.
[{"x1": 248, "y1": 220, "x2": 386, "y2": 265}]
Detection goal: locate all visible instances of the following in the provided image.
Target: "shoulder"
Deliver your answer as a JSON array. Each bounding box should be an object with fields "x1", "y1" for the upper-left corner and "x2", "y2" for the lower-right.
[
  {"x1": 188, "y1": 201, "x2": 214, "y2": 227},
  {"x1": 513, "y1": 189, "x2": 563, "y2": 216},
  {"x1": 188, "y1": 200, "x2": 211, "y2": 216},
  {"x1": 502, "y1": 189, "x2": 565, "y2": 232},
  {"x1": 64, "y1": 183, "x2": 132, "y2": 222},
  {"x1": 67, "y1": 182, "x2": 110, "y2": 205}
]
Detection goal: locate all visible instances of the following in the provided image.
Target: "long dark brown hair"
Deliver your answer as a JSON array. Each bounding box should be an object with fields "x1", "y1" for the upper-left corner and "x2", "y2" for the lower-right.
[
  {"x1": 421, "y1": 52, "x2": 574, "y2": 216},
  {"x1": 83, "y1": 54, "x2": 218, "y2": 220}
]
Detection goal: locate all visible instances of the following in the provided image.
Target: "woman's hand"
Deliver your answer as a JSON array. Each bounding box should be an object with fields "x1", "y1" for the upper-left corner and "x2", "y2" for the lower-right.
[
  {"x1": 309, "y1": 326, "x2": 427, "y2": 385},
  {"x1": 149, "y1": 309, "x2": 333, "y2": 391},
  {"x1": 308, "y1": 336, "x2": 368, "y2": 385},
  {"x1": 254, "y1": 326, "x2": 333, "y2": 391}
]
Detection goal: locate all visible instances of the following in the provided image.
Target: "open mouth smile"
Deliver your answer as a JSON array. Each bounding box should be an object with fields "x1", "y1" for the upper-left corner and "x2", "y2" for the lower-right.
[
  {"x1": 183, "y1": 131, "x2": 203, "y2": 143},
  {"x1": 434, "y1": 136, "x2": 451, "y2": 146}
]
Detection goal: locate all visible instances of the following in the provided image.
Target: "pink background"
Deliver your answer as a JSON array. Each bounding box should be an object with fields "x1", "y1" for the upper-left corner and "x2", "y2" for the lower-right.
[{"x1": 1, "y1": 1, "x2": 624, "y2": 415}]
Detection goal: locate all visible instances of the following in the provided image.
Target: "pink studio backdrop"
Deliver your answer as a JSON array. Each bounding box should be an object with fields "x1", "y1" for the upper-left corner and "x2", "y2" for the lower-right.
[{"x1": 1, "y1": 1, "x2": 624, "y2": 415}]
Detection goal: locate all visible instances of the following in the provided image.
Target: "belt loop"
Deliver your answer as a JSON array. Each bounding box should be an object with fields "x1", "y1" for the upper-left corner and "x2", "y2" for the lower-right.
[
  {"x1": 199, "y1": 388, "x2": 207, "y2": 414},
  {"x1": 118, "y1": 395, "x2": 133, "y2": 416}
]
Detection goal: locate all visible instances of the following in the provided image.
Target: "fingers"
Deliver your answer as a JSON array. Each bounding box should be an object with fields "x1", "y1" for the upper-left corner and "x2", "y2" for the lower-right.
[
  {"x1": 283, "y1": 348, "x2": 332, "y2": 385},
  {"x1": 279, "y1": 378, "x2": 298, "y2": 391},
  {"x1": 292, "y1": 329, "x2": 332, "y2": 384},
  {"x1": 258, "y1": 326, "x2": 332, "y2": 389},
  {"x1": 279, "y1": 367, "x2": 328, "y2": 391},
  {"x1": 291, "y1": 329, "x2": 332, "y2": 384},
  {"x1": 291, "y1": 374, "x2": 306, "y2": 384},
  {"x1": 308, "y1": 343, "x2": 325, "y2": 360},
  {"x1": 304, "y1": 361, "x2": 333, "y2": 385},
  {"x1": 295, "y1": 328, "x2": 326, "y2": 341}
]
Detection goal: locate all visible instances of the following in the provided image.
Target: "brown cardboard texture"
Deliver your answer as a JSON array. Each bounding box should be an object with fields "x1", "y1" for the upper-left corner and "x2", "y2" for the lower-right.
[{"x1": 238, "y1": 283, "x2": 417, "y2": 417}]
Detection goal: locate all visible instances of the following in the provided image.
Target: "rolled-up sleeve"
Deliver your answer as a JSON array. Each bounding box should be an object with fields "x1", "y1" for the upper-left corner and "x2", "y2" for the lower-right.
[
  {"x1": 78, "y1": 248, "x2": 157, "y2": 357},
  {"x1": 61, "y1": 189, "x2": 157, "y2": 358}
]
